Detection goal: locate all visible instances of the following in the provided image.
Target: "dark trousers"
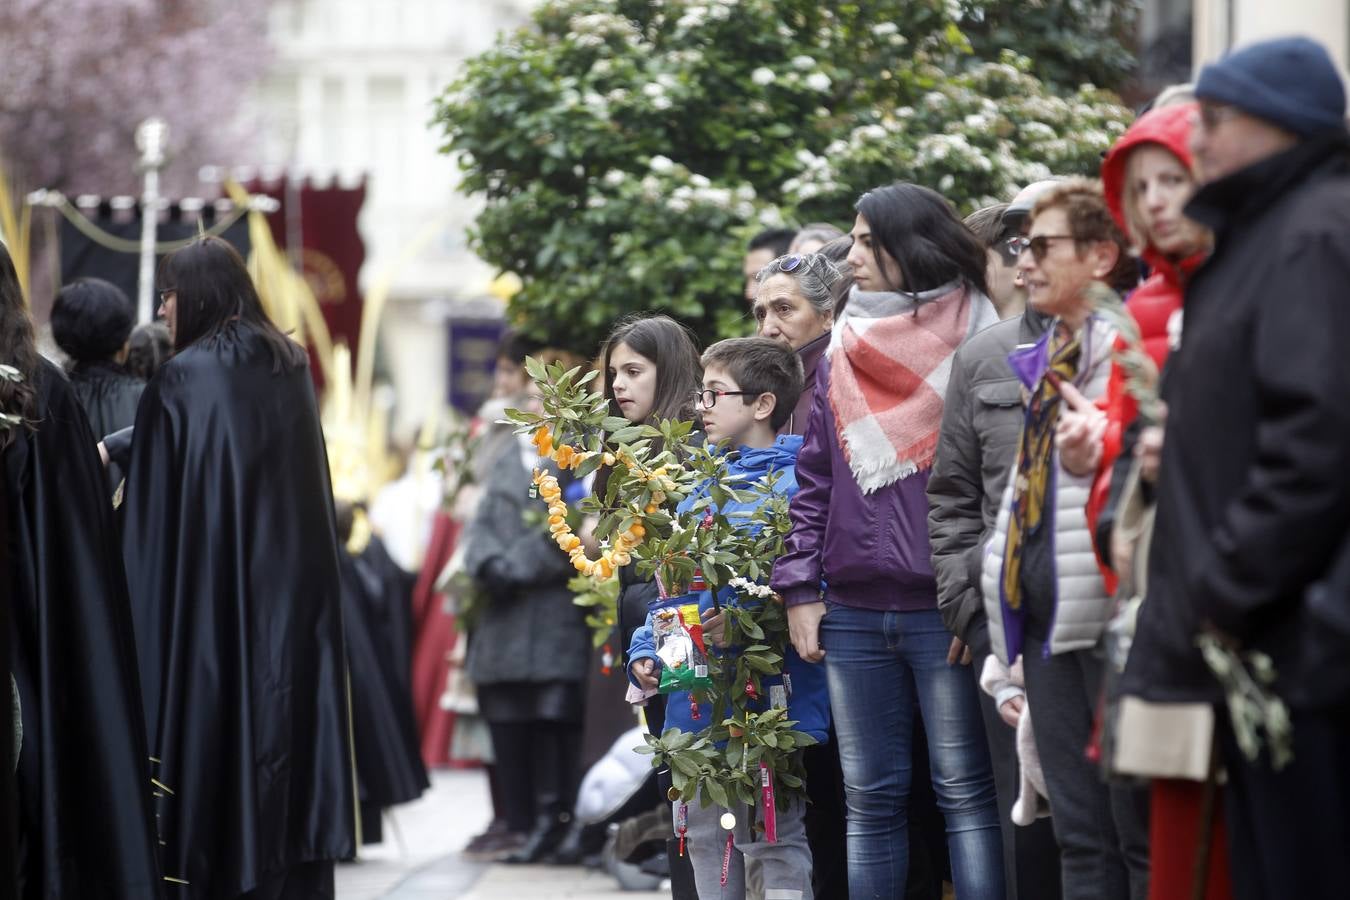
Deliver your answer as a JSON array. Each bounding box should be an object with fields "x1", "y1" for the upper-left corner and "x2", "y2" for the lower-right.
[
  {"x1": 1220, "y1": 699, "x2": 1350, "y2": 900},
  {"x1": 802, "y1": 735, "x2": 850, "y2": 899},
  {"x1": 972, "y1": 649, "x2": 1062, "y2": 900},
  {"x1": 489, "y1": 720, "x2": 582, "y2": 832},
  {"x1": 1021, "y1": 638, "x2": 1149, "y2": 900}
]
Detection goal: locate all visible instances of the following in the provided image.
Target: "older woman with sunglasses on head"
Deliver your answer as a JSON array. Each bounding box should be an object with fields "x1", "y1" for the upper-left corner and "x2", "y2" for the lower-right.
[{"x1": 753, "y1": 252, "x2": 845, "y2": 435}]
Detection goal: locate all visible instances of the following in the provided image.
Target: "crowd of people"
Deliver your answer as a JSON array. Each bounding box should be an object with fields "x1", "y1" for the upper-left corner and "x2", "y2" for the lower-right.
[
  {"x1": 461, "y1": 35, "x2": 1349, "y2": 900},
  {"x1": 0, "y1": 32, "x2": 1347, "y2": 900}
]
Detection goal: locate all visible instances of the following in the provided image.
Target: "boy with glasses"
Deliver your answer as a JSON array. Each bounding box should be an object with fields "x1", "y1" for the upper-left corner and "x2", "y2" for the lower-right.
[{"x1": 628, "y1": 337, "x2": 828, "y2": 900}]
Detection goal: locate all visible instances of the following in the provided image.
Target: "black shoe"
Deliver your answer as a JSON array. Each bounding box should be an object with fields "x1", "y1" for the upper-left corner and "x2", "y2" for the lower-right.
[
  {"x1": 503, "y1": 810, "x2": 572, "y2": 864},
  {"x1": 547, "y1": 819, "x2": 608, "y2": 866}
]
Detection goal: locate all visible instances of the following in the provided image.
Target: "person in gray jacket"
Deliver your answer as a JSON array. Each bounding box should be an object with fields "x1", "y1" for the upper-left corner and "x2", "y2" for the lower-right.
[
  {"x1": 462, "y1": 409, "x2": 592, "y2": 863},
  {"x1": 979, "y1": 180, "x2": 1148, "y2": 900},
  {"x1": 929, "y1": 190, "x2": 1061, "y2": 900}
]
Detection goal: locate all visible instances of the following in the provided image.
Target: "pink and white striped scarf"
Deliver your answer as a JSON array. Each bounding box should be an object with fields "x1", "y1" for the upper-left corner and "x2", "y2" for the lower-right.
[{"x1": 827, "y1": 280, "x2": 998, "y2": 493}]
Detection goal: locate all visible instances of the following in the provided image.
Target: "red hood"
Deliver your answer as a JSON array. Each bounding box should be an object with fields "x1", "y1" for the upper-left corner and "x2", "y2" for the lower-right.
[{"x1": 1101, "y1": 102, "x2": 1204, "y2": 282}]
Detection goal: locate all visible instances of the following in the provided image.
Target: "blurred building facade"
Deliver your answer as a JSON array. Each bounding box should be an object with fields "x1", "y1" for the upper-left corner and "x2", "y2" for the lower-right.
[
  {"x1": 1194, "y1": 0, "x2": 1349, "y2": 78},
  {"x1": 246, "y1": 0, "x2": 535, "y2": 433}
]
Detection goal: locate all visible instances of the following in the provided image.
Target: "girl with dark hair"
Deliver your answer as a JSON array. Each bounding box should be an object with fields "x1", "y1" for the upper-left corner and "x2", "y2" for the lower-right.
[
  {"x1": 50, "y1": 277, "x2": 144, "y2": 439},
  {"x1": 599, "y1": 314, "x2": 701, "y2": 429},
  {"x1": 772, "y1": 183, "x2": 1005, "y2": 898},
  {"x1": 597, "y1": 315, "x2": 701, "y2": 737},
  {"x1": 0, "y1": 242, "x2": 161, "y2": 897},
  {"x1": 121, "y1": 235, "x2": 355, "y2": 898}
]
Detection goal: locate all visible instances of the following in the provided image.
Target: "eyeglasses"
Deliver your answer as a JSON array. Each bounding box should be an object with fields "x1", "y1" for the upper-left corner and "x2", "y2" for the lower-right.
[
  {"x1": 157, "y1": 288, "x2": 176, "y2": 303},
  {"x1": 1006, "y1": 234, "x2": 1078, "y2": 262},
  {"x1": 1195, "y1": 103, "x2": 1240, "y2": 132},
  {"x1": 695, "y1": 388, "x2": 757, "y2": 409}
]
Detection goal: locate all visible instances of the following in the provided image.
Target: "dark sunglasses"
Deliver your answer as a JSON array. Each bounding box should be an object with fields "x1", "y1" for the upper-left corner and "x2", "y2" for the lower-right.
[
  {"x1": 993, "y1": 234, "x2": 1021, "y2": 266},
  {"x1": 1006, "y1": 234, "x2": 1078, "y2": 262},
  {"x1": 776, "y1": 253, "x2": 818, "y2": 273}
]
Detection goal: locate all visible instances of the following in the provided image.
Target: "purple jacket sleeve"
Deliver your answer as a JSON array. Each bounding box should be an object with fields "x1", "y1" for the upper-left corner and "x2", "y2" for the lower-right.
[{"x1": 770, "y1": 359, "x2": 833, "y2": 607}]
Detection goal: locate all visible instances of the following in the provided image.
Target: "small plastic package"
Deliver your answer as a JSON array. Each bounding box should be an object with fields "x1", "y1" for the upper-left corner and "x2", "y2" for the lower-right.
[{"x1": 651, "y1": 601, "x2": 713, "y2": 695}]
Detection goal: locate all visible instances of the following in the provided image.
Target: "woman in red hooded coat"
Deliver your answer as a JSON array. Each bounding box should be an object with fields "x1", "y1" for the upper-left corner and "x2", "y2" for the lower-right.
[{"x1": 1089, "y1": 101, "x2": 1232, "y2": 900}]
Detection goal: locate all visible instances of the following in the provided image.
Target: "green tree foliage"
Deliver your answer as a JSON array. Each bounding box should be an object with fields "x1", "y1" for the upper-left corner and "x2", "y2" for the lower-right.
[{"x1": 434, "y1": 0, "x2": 1135, "y2": 353}]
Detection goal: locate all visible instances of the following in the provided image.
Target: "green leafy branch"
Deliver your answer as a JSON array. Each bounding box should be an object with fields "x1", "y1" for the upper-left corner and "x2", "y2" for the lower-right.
[
  {"x1": 512, "y1": 356, "x2": 816, "y2": 810},
  {"x1": 1197, "y1": 632, "x2": 1294, "y2": 771},
  {"x1": 1084, "y1": 282, "x2": 1164, "y2": 425}
]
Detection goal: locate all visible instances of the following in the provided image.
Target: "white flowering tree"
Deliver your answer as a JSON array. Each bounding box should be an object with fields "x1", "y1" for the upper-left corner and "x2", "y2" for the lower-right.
[
  {"x1": 785, "y1": 54, "x2": 1131, "y2": 219},
  {"x1": 434, "y1": 0, "x2": 1134, "y2": 351}
]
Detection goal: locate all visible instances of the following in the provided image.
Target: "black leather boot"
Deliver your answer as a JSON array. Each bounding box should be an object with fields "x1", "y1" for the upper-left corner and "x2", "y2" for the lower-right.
[{"x1": 503, "y1": 807, "x2": 572, "y2": 864}]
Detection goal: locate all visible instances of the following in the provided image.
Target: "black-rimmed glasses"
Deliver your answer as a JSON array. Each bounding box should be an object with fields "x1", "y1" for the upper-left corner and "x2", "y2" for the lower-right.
[{"x1": 695, "y1": 388, "x2": 757, "y2": 409}]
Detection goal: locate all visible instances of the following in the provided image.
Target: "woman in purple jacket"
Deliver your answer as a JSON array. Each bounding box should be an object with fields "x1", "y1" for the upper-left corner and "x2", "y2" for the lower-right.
[{"x1": 770, "y1": 183, "x2": 1004, "y2": 899}]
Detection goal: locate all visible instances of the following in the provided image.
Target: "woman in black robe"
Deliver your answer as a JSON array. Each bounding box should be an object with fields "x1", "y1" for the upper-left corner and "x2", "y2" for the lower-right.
[
  {"x1": 0, "y1": 243, "x2": 162, "y2": 898},
  {"x1": 121, "y1": 236, "x2": 355, "y2": 899}
]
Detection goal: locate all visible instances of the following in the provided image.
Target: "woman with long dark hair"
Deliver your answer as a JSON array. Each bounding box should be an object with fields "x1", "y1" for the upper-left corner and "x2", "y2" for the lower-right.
[
  {"x1": 0, "y1": 241, "x2": 161, "y2": 897},
  {"x1": 121, "y1": 236, "x2": 355, "y2": 898},
  {"x1": 597, "y1": 315, "x2": 702, "y2": 707},
  {"x1": 772, "y1": 183, "x2": 1004, "y2": 898}
]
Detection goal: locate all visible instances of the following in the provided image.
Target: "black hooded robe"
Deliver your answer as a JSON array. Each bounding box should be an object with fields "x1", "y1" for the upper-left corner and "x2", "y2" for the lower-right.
[
  {"x1": 4, "y1": 360, "x2": 161, "y2": 899},
  {"x1": 120, "y1": 324, "x2": 355, "y2": 898},
  {"x1": 339, "y1": 536, "x2": 428, "y2": 842}
]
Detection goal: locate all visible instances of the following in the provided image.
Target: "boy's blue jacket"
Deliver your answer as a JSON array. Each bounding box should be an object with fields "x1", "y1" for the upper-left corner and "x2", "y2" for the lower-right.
[{"x1": 626, "y1": 435, "x2": 830, "y2": 743}]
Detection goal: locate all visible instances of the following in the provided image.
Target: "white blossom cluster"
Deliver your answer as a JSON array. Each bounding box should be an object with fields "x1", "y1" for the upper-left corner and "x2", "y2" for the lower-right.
[
  {"x1": 567, "y1": 11, "x2": 644, "y2": 50},
  {"x1": 781, "y1": 58, "x2": 1129, "y2": 211},
  {"x1": 673, "y1": 0, "x2": 737, "y2": 34},
  {"x1": 587, "y1": 156, "x2": 760, "y2": 220},
  {"x1": 728, "y1": 578, "x2": 778, "y2": 600}
]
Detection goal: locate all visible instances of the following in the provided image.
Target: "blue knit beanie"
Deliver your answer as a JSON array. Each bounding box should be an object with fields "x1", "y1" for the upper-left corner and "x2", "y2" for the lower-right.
[{"x1": 1195, "y1": 37, "x2": 1347, "y2": 137}]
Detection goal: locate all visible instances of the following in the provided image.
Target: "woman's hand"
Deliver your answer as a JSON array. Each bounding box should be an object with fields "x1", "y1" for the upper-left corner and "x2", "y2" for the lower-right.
[
  {"x1": 946, "y1": 637, "x2": 972, "y2": 666},
  {"x1": 578, "y1": 514, "x2": 601, "y2": 556},
  {"x1": 788, "y1": 601, "x2": 827, "y2": 663},
  {"x1": 1110, "y1": 526, "x2": 1135, "y2": 581},
  {"x1": 1055, "y1": 380, "x2": 1107, "y2": 476},
  {"x1": 630, "y1": 658, "x2": 659, "y2": 691},
  {"x1": 701, "y1": 609, "x2": 729, "y2": 649},
  {"x1": 999, "y1": 694, "x2": 1026, "y2": 729}
]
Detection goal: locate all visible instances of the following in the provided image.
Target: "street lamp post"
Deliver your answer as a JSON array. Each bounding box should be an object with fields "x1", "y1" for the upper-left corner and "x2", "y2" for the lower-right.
[{"x1": 135, "y1": 118, "x2": 169, "y2": 324}]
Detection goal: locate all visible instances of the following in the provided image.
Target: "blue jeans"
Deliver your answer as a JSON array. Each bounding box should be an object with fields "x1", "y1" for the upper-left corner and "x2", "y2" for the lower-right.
[{"x1": 821, "y1": 605, "x2": 1004, "y2": 900}]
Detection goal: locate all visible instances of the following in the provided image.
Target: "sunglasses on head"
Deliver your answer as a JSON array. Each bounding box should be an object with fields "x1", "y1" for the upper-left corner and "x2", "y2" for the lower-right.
[{"x1": 776, "y1": 253, "x2": 817, "y2": 273}]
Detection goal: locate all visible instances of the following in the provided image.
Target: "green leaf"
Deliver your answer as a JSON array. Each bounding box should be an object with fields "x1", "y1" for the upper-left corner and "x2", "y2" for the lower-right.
[{"x1": 671, "y1": 755, "x2": 701, "y2": 777}]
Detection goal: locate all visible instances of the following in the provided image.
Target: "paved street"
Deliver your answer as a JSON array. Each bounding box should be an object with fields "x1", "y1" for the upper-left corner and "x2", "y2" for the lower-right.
[{"x1": 337, "y1": 770, "x2": 667, "y2": 900}]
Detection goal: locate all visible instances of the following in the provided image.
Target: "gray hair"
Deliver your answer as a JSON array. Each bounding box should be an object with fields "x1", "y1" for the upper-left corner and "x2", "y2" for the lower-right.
[
  {"x1": 788, "y1": 222, "x2": 846, "y2": 253},
  {"x1": 754, "y1": 252, "x2": 845, "y2": 316}
]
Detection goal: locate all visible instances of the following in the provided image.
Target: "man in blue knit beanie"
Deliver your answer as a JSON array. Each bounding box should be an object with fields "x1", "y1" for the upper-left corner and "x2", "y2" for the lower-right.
[
  {"x1": 1189, "y1": 35, "x2": 1347, "y2": 180},
  {"x1": 1128, "y1": 33, "x2": 1350, "y2": 900}
]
